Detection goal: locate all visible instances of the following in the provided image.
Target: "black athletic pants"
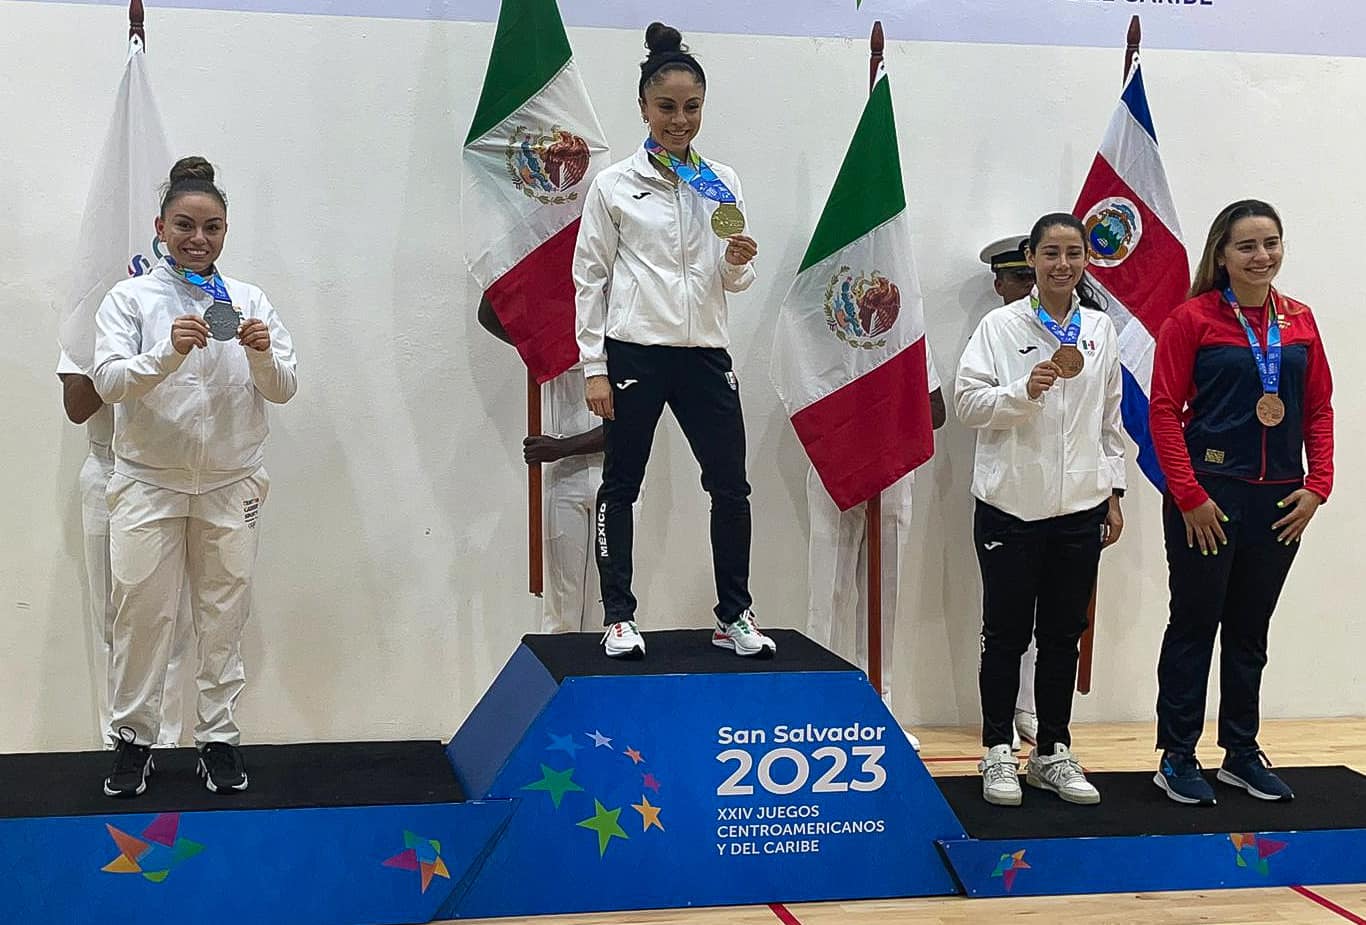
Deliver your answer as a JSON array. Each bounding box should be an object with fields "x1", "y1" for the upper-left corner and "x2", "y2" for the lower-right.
[
  {"x1": 975, "y1": 499, "x2": 1108, "y2": 753},
  {"x1": 1155, "y1": 476, "x2": 1300, "y2": 756},
  {"x1": 595, "y1": 339, "x2": 752, "y2": 626}
]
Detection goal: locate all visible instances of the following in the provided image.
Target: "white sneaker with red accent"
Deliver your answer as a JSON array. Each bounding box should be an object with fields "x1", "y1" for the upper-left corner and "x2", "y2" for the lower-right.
[
  {"x1": 602, "y1": 621, "x2": 645, "y2": 659},
  {"x1": 712, "y1": 611, "x2": 776, "y2": 658}
]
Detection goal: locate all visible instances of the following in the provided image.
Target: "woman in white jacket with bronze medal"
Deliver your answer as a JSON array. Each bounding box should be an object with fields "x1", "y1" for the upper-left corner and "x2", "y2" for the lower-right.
[
  {"x1": 575, "y1": 22, "x2": 774, "y2": 660},
  {"x1": 956, "y1": 213, "x2": 1126, "y2": 807},
  {"x1": 93, "y1": 157, "x2": 297, "y2": 798}
]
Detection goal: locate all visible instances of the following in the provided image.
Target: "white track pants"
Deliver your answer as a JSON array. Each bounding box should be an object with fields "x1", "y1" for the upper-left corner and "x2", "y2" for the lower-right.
[
  {"x1": 806, "y1": 468, "x2": 914, "y2": 700},
  {"x1": 541, "y1": 459, "x2": 604, "y2": 633},
  {"x1": 107, "y1": 470, "x2": 268, "y2": 747},
  {"x1": 80, "y1": 453, "x2": 193, "y2": 747}
]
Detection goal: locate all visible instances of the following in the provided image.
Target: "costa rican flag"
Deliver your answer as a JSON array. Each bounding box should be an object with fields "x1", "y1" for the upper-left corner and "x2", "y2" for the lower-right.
[{"x1": 1073, "y1": 60, "x2": 1189, "y2": 492}]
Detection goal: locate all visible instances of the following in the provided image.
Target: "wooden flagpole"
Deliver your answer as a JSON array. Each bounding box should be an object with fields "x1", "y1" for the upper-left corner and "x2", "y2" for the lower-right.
[
  {"x1": 1077, "y1": 14, "x2": 1140, "y2": 695},
  {"x1": 528, "y1": 373, "x2": 543, "y2": 596},
  {"x1": 129, "y1": 0, "x2": 145, "y2": 43},
  {"x1": 866, "y1": 21, "x2": 885, "y2": 697}
]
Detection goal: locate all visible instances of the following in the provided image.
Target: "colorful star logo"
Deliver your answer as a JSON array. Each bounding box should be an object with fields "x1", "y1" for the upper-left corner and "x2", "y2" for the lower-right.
[
  {"x1": 632, "y1": 795, "x2": 664, "y2": 832},
  {"x1": 522, "y1": 764, "x2": 585, "y2": 808},
  {"x1": 383, "y1": 831, "x2": 450, "y2": 894},
  {"x1": 102, "y1": 813, "x2": 204, "y2": 883},
  {"x1": 547, "y1": 732, "x2": 582, "y2": 758},
  {"x1": 577, "y1": 800, "x2": 629, "y2": 856},
  {"x1": 990, "y1": 849, "x2": 1030, "y2": 892},
  {"x1": 642, "y1": 772, "x2": 662, "y2": 793},
  {"x1": 624, "y1": 747, "x2": 645, "y2": 765},
  {"x1": 1230, "y1": 833, "x2": 1288, "y2": 875},
  {"x1": 587, "y1": 730, "x2": 613, "y2": 748}
]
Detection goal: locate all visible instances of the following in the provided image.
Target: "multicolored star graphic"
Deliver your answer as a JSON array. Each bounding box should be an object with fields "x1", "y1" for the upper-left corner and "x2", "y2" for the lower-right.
[
  {"x1": 587, "y1": 730, "x2": 613, "y2": 748},
  {"x1": 101, "y1": 813, "x2": 204, "y2": 883},
  {"x1": 632, "y1": 795, "x2": 665, "y2": 832},
  {"x1": 1230, "y1": 833, "x2": 1288, "y2": 875},
  {"x1": 624, "y1": 747, "x2": 644, "y2": 765},
  {"x1": 990, "y1": 849, "x2": 1030, "y2": 892},
  {"x1": 577, "y1": 800, "x2": 630, "y2": 856},
  {"x1": 522, "y1": 764, "x2": 585, "y2": 808},
  {"x1": 547, "y1": 732, "x2": 582, "y2": 758},
  {"x1": 383, "y1": 831, "x2": 451, "y2": 894},
  {"x1": 642, "y1": 772, "x2": 662, "y2": 793}
]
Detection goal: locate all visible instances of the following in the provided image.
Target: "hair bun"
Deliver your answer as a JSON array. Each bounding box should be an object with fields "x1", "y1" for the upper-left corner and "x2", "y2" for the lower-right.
[
  {"x1": 169, "y1": 156, "x2": 215, "y2": 184},
  {"x1": 644, "y1": 22, "x2": 684, "y2": 55}
]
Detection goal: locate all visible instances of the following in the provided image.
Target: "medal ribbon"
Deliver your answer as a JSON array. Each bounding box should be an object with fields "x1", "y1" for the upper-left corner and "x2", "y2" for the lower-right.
[
  {"x1": 1030, "y1": 294, "x2": 1082, "y2": 347},
  {"x1": 1223, "y1": 287, "x2": 1281, "y2": 395},
  {"x1": 165, "y1": 256, "x2": 231, "y2": 304},
  {"x1": 643, "y1": 137, "x2": 737, "y2": 205}
]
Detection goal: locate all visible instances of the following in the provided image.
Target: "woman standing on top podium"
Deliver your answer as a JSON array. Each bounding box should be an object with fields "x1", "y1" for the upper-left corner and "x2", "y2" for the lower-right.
[
  {"x1": 574, "y1": 22, "x2": 774, "y2": 661},
  {"x1": 1150, "y1": 201, "x2": 1334, "y2": 806},
  {"x1": 956, "y1": 213, "x2": 1126, "y2": 808}
]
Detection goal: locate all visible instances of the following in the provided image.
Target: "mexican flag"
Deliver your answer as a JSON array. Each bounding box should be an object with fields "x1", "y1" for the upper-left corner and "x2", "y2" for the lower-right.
[
  {"x1": 462, "y1": 0, "x2": 610, "y2": 383},
  {"x1": 771, "y1": 67, "x2": 933, "y2": 511},
  {"x1": 59, "y1": 33, "x2": 173, "y2": 371}
]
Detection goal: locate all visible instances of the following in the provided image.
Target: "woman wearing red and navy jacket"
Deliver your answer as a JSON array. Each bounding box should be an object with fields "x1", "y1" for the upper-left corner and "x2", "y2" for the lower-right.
[{"x1": 1149, "y1": 200, "x2": 1333, "y2": 806}]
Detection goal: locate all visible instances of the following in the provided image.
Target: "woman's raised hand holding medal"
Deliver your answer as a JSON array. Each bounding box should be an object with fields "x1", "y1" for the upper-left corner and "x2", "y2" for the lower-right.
[
  {"x1": 1026, "y1": 359, "x2": 1062, "y2": 399},
  {"x1": 171, "y1": 315, "x2": 210, "y2": 355},
  {"x1": 723, "y1": 233, "x2": 758, "y2": 266},
  {"x1": 237, "y1": 317, "x2": 271, "y2": 353}
]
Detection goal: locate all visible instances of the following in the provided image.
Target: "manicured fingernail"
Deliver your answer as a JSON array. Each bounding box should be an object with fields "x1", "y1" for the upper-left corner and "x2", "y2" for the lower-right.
[
  {"x1": 1276, "y1": 501, "x2": 1285, "y2": 508},
  {"x1": 1201, "y1": 549, "x2": 1208, "y2": 557},
  {"x1": 1212, "y1": 548, "x2": 1219, "y2": 556},
  {"x1": 1221, "y1": 515, "x2": 1230, "y2": 522}
]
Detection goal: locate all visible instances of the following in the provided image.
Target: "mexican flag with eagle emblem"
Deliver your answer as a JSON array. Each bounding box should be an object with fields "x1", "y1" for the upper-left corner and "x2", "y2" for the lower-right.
[
  {"x1": 463, "y1": 0, "x2": 610, "y2": 383},
  {"x1": 771, "y1": 66, "x2": 933, "y2": 511}
]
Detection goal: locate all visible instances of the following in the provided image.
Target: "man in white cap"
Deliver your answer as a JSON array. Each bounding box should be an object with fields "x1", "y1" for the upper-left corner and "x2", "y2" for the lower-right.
[{"x1": 978, "y1": 234, "x2": 1040, "y2": 750}]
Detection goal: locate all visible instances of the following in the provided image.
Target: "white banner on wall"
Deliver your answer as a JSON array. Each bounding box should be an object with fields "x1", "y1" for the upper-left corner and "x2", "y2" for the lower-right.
[{"x1": 49, "y1": 0, "x2": 1366, "y2": 58}]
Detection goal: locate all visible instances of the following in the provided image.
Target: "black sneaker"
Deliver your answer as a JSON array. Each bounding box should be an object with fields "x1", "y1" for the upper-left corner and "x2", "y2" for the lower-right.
[
  {"x1": 197, "y1": 742, "x2": 249, "y2": 793},
  {"x1": 1218, "y1": 749, "x2": 1294, "y2": 801},
  {"x1": 104, "y1": 727, "x2": 154, "y2": 798},
  {"x1": 1153, "y1": 750, "x2": 1216, "y2": 805}
]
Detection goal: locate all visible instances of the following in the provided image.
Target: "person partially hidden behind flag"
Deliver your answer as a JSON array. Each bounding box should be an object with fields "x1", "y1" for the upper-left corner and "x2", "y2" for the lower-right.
[
  {"x1": 478, "y1": 297, "x2": 622, "y2": 633},
  {"x1": 978, "y1": 235, "x2": 1042, "y2": 753},
  {"x1": 804, "y1": 355, "x2": 944, "y2": 751},
  {"x1": 575, "y1": 22, "x2": 773, "y2": 660},
  {"x1": 1149, "y1": 201, "x2": 1334, "y2": 806},
  {"x1": 957, "y1": 214, "x2": 1126, "y2": 808},
  {"x1": 93, "y1": 157, "x2": 297, "y2": 798}
]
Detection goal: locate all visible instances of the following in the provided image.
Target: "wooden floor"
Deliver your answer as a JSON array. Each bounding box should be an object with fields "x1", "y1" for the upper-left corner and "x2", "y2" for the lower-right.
[{"x1": 449, "y1": 718, "x2": 1366, "y2": 925}]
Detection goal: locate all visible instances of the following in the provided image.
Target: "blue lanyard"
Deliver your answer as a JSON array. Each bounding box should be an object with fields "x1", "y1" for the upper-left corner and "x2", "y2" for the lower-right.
[
  {"x1": 165, "y1": 257, "x2": 231, "y2": 303},
  {"x1": 1223, "y1": 288, "x2": 1281, "y2": 394},
  {"x1": 642, "y1": 137, "x2": 737, "y2": 205},
  {"x1": 1030, "y1": 295, "x2": 1081, "y2": 346}
]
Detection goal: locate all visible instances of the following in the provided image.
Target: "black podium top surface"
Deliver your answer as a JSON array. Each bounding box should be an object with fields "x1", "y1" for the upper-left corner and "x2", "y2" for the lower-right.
[
  {"x1": 938, "y1": 766, "x2": 1366, "y2": 840},
  {"x1": 522, "y1": 629, "x2": 858, "y2": 684},
  {"x1": 0, "y1": 740, "x2": 463, "y2": 819}
]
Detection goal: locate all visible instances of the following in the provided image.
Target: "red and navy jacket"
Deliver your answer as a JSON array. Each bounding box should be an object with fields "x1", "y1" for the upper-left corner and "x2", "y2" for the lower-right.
[{"x1": 1149, "y1": 288, "x2": 1334, "y2": 512}]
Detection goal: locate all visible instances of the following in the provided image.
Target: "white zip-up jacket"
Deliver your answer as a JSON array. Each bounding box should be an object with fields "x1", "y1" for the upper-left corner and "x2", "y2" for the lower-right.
[
  {"x1": 955, "y1": 293, "x2": 1125, "y2": 522},
  {"x1": 574, "y1": 147, "x2": 756, "y2": 379},
  {"x1": 93, "y1": 262, "x2": 297, "y2": 495}
]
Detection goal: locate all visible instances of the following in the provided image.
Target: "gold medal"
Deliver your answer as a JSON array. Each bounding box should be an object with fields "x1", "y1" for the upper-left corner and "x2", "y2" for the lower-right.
[
  {"x1": 1256, "y1": 393, "x2": 1285, "y2": 427},
  {"x1": 710, "y1": 202, "x2": 746, "y2": 238},
  {"x1": 1052, "y1": 345, "x2": 1085, "y2": 379}
]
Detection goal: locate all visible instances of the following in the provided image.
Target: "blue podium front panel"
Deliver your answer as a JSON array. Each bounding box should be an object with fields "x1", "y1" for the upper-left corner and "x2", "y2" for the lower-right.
[{"x1": 449, "y1": 649, "x2": 967, "y2": 918}]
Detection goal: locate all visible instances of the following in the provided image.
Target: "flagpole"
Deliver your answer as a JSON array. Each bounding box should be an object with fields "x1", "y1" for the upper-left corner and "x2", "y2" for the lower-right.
[
  {"x1": 865, "y1": 20, "x2": 885, "y2": 699},
  {"x1": 1077, "y1": 13, "x2": 1140, "y2": 697},
  {"x1": 528, "y1": 373, "x2": 544, "y2": 597},
  {"x1": 129, "y1": 0, "x2": 144, "y2": 44}
]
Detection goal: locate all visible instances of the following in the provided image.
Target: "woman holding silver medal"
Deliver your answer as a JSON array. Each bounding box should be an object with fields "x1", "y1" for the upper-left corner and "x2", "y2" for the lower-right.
[
  {"x1": 955, "y1": 213, "x2": 1126, "y2": 808},
  {"x1": 1149, "y1": 200, "x2": 1334, "y2": 806},
  {"x1": 574, "y1": 22, "x2": 774, "y2": 660},
  {"x1": 92, "y1": 156, "x2": 297, "y2": 798}
]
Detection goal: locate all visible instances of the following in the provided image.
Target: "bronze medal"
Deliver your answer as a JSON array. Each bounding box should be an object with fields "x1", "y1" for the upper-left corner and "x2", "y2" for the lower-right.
[
  {"x1": 1256, "y1": 393, "x2": 1286, "y2": 427},
  {"x1": 1052, "y1": 345, "x2": 1085, "y2": 379},
  {"x1": 710, "y1": 202, "x2": 746, "y2": 238},
  {"x1": 204, "y1": 300, "x2": 242, "y2": 341}
]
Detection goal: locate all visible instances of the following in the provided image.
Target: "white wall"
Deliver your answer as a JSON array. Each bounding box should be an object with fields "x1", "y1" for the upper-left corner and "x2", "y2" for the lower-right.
[{"x1": 2, "y1": 2, "x2": 1362, "y2": 752}]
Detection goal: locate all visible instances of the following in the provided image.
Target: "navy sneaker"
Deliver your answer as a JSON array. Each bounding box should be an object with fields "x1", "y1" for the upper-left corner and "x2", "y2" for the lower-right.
[
  {"x1": 1218, "y1": 750, "x2": 1294, "y2": 801},
  {"x1": 1153, "y1": 750, "x2": 1216, "y2": 805}
]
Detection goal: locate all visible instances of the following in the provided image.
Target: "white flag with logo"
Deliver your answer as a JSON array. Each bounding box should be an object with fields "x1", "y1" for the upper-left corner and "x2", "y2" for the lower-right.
[{"x1": 59, "y1": 35, "x2": 173, "y2": 370}]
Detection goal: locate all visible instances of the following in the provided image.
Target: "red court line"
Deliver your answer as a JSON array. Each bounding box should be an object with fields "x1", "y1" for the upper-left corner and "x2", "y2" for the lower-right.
[
  {"x1": 769, "y1": 902, "x2": 802, "y2": 925},
  {"x1": 1291, "y1": 885, "x2": 1366, "y2": 924}
]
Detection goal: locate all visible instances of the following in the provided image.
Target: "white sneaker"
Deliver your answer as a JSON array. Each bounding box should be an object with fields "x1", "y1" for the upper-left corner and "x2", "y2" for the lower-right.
[
  {"x1": 602, "y1": 621, "x2": 645, "y2": 659},
  {"x1": 1026, "y1": 743, "x2": 1100, "y2": 805},
  {"x1": 979, "y1": 744, "x2": 1021, "y2": 806},
  {"x1": 713, "y1": 611, "x2": 776, "y2": 658},
  {"x1": 1011, "y1": 722, "x2": 1022, "y2": 752},
  {"x1": 1014, "y1": 709, "x2": 1038, "y2": 745}
]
